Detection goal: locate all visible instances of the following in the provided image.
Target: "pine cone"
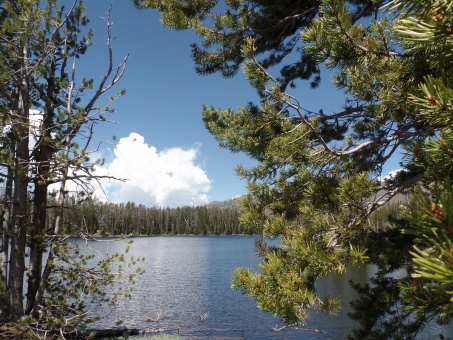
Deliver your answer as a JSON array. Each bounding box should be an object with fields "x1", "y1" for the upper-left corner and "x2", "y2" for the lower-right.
[{"x1": 430, "y1": 202, "x2": 444, "y2": 221}]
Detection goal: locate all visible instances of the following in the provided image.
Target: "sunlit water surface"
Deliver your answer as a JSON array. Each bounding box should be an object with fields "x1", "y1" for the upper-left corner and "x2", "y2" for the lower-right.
[{"x1": 80, "y1": 236, "x2": 452, "y2": 339}]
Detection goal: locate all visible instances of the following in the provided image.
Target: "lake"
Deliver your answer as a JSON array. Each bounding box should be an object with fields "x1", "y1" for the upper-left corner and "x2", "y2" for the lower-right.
[{"x1": 83, "y1": 236, "x2": 452, "y2": 339}]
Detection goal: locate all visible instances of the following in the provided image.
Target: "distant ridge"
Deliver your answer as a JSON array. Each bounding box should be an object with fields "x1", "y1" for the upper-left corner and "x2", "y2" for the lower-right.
[{"x1": 205, "y1": 197, "x2": 241, "y2": 210}]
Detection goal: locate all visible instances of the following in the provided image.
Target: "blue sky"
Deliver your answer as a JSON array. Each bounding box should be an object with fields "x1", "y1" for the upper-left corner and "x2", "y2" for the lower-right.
[
  {"x1": 75, "y1": 1, "x2": 400, "y2": 207},
  {"x1": 78, "y1": 0, "x2": 260, "y2": 206}
]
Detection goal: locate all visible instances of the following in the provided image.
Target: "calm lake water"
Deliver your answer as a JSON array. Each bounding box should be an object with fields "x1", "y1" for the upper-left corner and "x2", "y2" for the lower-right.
[{"x1": 82, "y1": 236, "x2": 452, "y2": 339}]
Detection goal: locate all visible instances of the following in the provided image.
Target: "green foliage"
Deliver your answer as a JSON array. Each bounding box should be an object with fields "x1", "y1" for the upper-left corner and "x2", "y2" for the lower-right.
[
  {"x1": 136, "y1": 0, "x2": 384, "y2": 90},
  {"x1": 27, "y1": 241, "x2": 144, "y2": 338},
  {"x1": 398, "y1": 182, "x2": 453, "y2": 324},
  {"x1": 50, "y1": 196, "x2": 243, "y2": 236},
  {"x1": 141, "y1": 0, "x2": 453, "y2": 336},
  {"x1": 231, "y1": 236, "x2": 343, "y2": 324},
  {"x1": 0, "y1": 0, "x2": 135, "y2": 337}
]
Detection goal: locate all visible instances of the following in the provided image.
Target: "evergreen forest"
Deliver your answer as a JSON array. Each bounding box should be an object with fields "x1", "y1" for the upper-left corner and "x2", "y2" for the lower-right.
[
  {"x1": 51, "y1": 197, "x2": 245, "y2": 236},
  {"x1": 44, "y1": 195, "x2": 404, "y2": 237}
]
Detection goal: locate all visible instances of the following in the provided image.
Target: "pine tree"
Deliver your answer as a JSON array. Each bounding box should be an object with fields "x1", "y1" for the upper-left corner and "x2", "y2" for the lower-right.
[
  {"x1": 138, "y1": 0, "x2": 453, "y2": 336},
  {"x1": 0, "y1": 1, "x2": 143, "y2": 337},
  {"x1": 390, "y1": 0, "x2": 453, "y2": 328},
  {"x1": 134, "y1": 0, "x2": 381, "y2": 90}
]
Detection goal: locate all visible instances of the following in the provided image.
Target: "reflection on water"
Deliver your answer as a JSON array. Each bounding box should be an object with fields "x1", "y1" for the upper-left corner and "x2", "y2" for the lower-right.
[{"x1": 83, "y1": 236, "x2": 452, "y2": 339}]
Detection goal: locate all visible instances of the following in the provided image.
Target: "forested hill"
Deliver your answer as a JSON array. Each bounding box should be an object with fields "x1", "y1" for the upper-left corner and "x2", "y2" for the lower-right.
[
  {"x1": 53, "y1": 197, "x2": 248, "y2": 236},
  {"x1": 51, "y1": 193, "x2": 404, "y2": 237}
]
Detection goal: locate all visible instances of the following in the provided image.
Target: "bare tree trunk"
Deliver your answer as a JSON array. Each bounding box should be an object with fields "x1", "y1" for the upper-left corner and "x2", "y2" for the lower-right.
[
  {"x1": 32, "y1": 143, "x2": 69, "y2": 318},
  {"x1": 0, "y1": 165, "x2": 13, "y2": 285},
  {"x1": 26, "y1": 77, "x2": 55, "y2": 315},
  {"x1": 8, "y1": 174, "x2": 28, "y2": 320},
  {"x1": 8, "y1": 34, "x2": 31, "y2": 320},
  {"x1": 8, "y1": 134, "x2": 29, "y2": 319},
  {"x1": 0, "y1": 165, "x2": 14, "y2": 319},
  {"x1": 26, "y1": 179, "x2": 47, "y2": 315},
  {"x1": 32, "y1": 37, "x2": 76, "y2": 315}
]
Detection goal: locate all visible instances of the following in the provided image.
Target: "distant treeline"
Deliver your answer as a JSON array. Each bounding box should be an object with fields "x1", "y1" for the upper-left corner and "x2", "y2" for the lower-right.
[
  {"x1": 367, "y1": 192, "x2": 409, "y2": 231},
  {"x1": 48, "y1": 197, "x2": 247, "y2": 236},
  {"x1": 45, "y1": 192, "x2": 407, "y2": 237}
]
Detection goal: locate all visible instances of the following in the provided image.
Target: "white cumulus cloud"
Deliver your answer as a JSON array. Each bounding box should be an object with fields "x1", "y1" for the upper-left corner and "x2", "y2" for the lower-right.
[{"x1": 95, "y1": 133, "x2": 211, "y2": 207}]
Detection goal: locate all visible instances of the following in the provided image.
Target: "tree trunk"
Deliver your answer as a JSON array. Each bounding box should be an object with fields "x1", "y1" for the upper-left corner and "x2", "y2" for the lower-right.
[
  {"x1": 8, "y1": 34, "x2": 31, "y2": 320},
  {"x1": 32, "y1": 131, "x2": 70, "y2": 317},
  {"x1": 8, "y1": 137, "x2": 29, "y2": 319},
  {"x1": 26, "y1": 180, "x2": 47, "y2": 316},
  {"x1": 0, "y1": 166, "x2": 13, "y2": 318},
  {"x1": 0, "y1": 166, "x2": 13, "y2": 285},
  {"x1": 27, "y1": 79, "x2": 54, "y2": 316}
]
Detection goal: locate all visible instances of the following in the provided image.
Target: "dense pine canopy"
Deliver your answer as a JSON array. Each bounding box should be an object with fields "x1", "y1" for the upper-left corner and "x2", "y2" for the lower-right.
[
  {"x1": 0, "y1": 1, "x2": 142, "y2": 337},
  {"x1": 137, "y1": 0, "x2": 453, "y2": 337}
]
